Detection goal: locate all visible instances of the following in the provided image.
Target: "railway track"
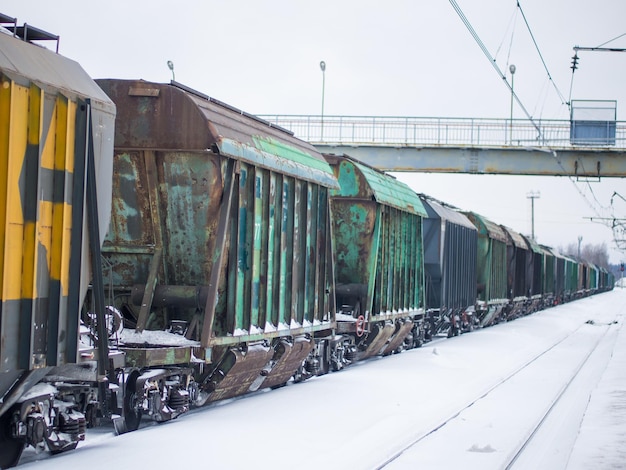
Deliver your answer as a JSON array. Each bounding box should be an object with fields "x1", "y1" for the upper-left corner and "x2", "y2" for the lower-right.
[{"x1": 377, "y1": 317, "x2": 620, "y2": 469}]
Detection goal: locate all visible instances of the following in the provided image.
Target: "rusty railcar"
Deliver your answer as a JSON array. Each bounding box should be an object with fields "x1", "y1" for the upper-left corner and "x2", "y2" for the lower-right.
[
  {"x1": 324, "y1": 154, "x2": 426, "y2": 360},
  {"x1": 95, "y1": 79, "x2": 338, "y2": 416},
  {"x1": 0, "y1": 24, "x2": 116, "y2": 466},
  {"x1": 463, "y1": 212, "x2": 508, "y2": 327}
]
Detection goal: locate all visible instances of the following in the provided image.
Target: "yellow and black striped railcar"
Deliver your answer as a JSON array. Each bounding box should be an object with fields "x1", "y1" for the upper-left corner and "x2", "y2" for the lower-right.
[{"x1": 0, "y1": 25, "x2": 115, "y2": 465}]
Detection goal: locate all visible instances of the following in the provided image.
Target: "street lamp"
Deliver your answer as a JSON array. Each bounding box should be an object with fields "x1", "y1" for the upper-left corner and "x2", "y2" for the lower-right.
[
  {"x1": 509, "y1": 64, "x2": 516, "y2": 145},
  {"x1": 527, "y1": 190, "x2": 540, "y2": 241},
  {"x1": 167, "y1": 60, "x2": 175, "y2": 82},
  {"x1": 320, "y1": 60, "x2": 326, "y2": 140}
]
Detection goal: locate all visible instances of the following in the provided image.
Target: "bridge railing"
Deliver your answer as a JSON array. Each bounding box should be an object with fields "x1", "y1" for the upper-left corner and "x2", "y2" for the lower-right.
[{"x1": 259, "y1": 115, "x2": 626, "y2": 148}]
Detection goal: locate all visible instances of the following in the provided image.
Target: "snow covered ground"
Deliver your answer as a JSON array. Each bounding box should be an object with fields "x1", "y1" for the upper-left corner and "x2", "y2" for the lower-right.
[{"x1": 16, "y1": 286, "x2": 626, "y2": 470}]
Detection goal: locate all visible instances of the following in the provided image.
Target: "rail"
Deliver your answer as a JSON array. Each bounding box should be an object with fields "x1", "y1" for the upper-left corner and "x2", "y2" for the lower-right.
[{"x1": 259, "y1": 115, "x2": 626, "y2": 149}]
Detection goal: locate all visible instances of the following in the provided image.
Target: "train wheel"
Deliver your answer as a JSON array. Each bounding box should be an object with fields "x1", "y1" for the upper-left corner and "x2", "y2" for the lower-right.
[
  {"x1": 123, "y1": 372, "x2": 142, "y2": 432},
  {"x1": 355, "y1": 315, "x2": 366, "y2": 337},
  {"x1": 0, "y1": 412, "x2": 24, "y2": 469}
]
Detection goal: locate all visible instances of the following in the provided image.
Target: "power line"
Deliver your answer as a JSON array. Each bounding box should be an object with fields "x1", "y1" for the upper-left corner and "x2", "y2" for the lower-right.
[
  {"x1": 597, "y1": 33, "x2": 626, "y2": 48},
  {"x1": 448, "y1": 0, "x2": 542, "y2": 138},
  {"x1": 516, "y1": 1, "x2": 568, "y2": 106}
]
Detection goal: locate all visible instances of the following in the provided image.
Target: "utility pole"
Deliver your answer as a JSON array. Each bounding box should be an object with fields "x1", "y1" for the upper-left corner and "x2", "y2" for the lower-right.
[
  {"x1": 319, "y1": 61, "x2": 326, "y2": 140},
  {"x1": 527, "y1": 191, "x2": 540, "y2": 240},
  {"x1": 578, "y1": 235, "x2": 583, "y2": 259}
]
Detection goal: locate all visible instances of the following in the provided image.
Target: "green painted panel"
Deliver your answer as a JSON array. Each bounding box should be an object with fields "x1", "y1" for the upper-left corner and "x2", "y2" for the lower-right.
[
  {"x1": 331, "y1": 159, "x2": 427, "y2": 216},
  {"x1": 219, "y1": 137, "x2": 338, "y2": 189}
]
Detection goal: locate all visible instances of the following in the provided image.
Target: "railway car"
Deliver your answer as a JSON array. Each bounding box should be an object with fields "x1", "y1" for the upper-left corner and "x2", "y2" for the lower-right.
[
  {"x1": 463, "y1": 212, "x2": 508, "y2": 326},
  {"x1": 522, "y1": 235, "x2": 544, "y2": 312},
  {"x1": 563, "y1": 255, "x2": 579, "y2": 301},
  {"x1": 420, "y1": 195, "x2": 477, "y2": 337},
  {"x1": 539, "y1": 245, "x2": 557, "y2": 307},
  {"x1": 95, "y1": 78, "x2": 339, "y2": 420},
  {"x1": 324, "y1": 154, "x2": 427, "y2": 360},
  {"x1": 501, "y1": 225, "x2": 533, "y2": 318},
  {"x1": 0, "y1": 23, "x2": 116, "y2": 467},
  {"x1": 0, "y1": 13, "x2": 617, "y2": 469}
]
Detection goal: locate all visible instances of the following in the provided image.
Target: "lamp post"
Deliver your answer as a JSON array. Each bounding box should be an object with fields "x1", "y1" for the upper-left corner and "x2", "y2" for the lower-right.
[
  {"x1": 320, "y1": 60, "x2": 326, "y2": 140},
  {"x1": 509, "y1": 64, "x2": 516, "y2": 145},
  {"x1": 167, "y1": 60, "x2": 175, "y2": 82},
  {"x1": 527, "y1": 190, "x2": 540, "y2": 241}
]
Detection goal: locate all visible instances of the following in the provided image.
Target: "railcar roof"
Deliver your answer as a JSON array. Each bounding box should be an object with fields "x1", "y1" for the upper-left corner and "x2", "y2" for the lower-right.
[
  {"x1": 326, "y1": 155, "x2": 427, "y2": 215},
  {"x1": 353, "y1": 161, "x2": 427, "y2": 215},
  {"x1": 420, "y1": 197, "x2": 476, "y2": 230},
  {"x1": 464, "y1": 212, "x2": 508, "y2": 243},
  {"x1": 501, "y1": 225, "x2": 528, "y2": 249},
  {"x1": 97, "y1": 79, "x2": 338, "y2": 189},
  {"x1": 524, "y1": 235, "x2": 545, "y2": 254},
  {"x1": 0, "y1": 32, "x2": 114, "y2": 109}
]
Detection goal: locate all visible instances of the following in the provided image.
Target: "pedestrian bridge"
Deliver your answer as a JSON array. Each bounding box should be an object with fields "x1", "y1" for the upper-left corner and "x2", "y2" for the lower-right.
[{"x1": 259, "y1": 115, "x2": 626, "y2": 178}]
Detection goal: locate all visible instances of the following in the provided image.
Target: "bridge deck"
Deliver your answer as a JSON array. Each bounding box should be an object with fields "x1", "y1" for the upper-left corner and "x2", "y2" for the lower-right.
[{"x1": 260, "y1": 115, "x2": 626, "y2": 177}]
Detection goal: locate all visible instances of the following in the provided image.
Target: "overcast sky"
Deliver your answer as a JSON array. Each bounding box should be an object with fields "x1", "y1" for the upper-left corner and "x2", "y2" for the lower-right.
[{"x1": 4, "y1": 0, "x2": 626, "y2": 263}]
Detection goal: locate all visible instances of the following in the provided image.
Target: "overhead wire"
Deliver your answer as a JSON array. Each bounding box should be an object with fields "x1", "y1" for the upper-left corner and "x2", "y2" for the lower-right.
[
  {"x1": 448, "y1": 0, "x2": 624, "y2": 256},
  {"x1": 448, "y1": 0, "x2": 542, "y2": 138},
  {"x1": 494, "y1": 7, "x2": 518, "y2": 64},
  {"x1": 597, "y1": 33, "x2": 626, "y2": 48},
  {"x1": 516, "y1": 1, "x2": 568, "y2": 107}
]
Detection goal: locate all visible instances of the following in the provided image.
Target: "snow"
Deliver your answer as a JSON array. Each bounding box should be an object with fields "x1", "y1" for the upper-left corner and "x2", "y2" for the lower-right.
[
  {"x1": 119, "y1": 329, "x2": 200, "y2": 347},
  {"x1": 17, "y1": 287, "x2": 626, "y2": 470}
]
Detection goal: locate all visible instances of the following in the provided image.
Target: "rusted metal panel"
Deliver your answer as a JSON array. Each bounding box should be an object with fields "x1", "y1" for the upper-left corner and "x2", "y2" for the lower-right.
[
  {"x1": 502, "y1": 225, "x2": 528, "y2": 249},
  {"x1": 98, "y1": 79, "x2": 337, "y2": 361},
  {"x1": 121, "y1": 346, "x2": 192, "y2": 368},
  {"x1": 259, "y1": 336, "x2": 314, "y2": 390},
  {"x1": 326, "y1": 155, "x2": 426, "y2": 216},
  {"x1": 205, "y1": 344, "x2": 273, "y2": 402},
  {"x1": 465, "y1": 212, "x2": 508, "y2": 303},
  {"x1": 95, "y1": 79, "x2": 337, "y2": 188},
  {"x1": 328, "y1": 155, "x2": 424, "y2": 323}
]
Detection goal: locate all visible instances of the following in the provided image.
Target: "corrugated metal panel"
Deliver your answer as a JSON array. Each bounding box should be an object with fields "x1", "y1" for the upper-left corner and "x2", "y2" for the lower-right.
[
  {"x1": 96, "y1": 79, "x2": 337, "y2": 189},
  {"x1": 501, "y1": 225, "x2": 528, "y2": 249},
  {"x1": 327, "y1": 157, "x2": 426, "y2": 216},
  {"x1": 328, "y1": 155, "x2": 424, "y2": 321},
  {"x1": 465, "y1": 212, "x2": 507, "y2": 302},
  {"x1": 99, "y1": 79, "x2": 336, "y2": 352},
  {"x1": 421, "y1": 197, "x2": 477, "y2": 311},
  {"x1": 421, "y1": 197, "x2": 476, "y2": 230},
  {"x1": 524, "y1": 235, "x2": 544, "y2": 254},
  {"x1": 464, "y1": 212, "x2": 508, "y2": 243},
  {"x1": 352, "y1": 161, "x2": 427, "y2": 216},
  {"x1": 217, "y1": 137, "x2": 337, "y2": 189}
]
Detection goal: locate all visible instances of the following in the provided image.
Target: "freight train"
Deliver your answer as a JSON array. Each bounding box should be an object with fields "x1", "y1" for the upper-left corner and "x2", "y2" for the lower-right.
[{"x1": 0, "y1": 17, "x2": 614, "y2": 468}]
